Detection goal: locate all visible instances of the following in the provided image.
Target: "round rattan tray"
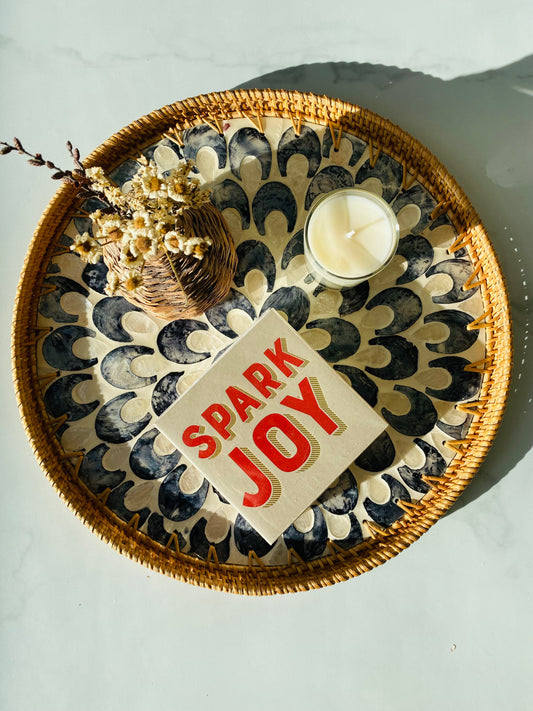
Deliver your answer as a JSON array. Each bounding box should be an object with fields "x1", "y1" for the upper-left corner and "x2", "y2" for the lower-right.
[{"x1": 12, "y1": 89, "x2": 512, "y2": 594}]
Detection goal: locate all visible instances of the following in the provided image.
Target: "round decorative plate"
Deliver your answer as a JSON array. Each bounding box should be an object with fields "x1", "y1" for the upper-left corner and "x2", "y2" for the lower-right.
[{"x1": 12, "y1": 90, "x2": 511, "y2": 594}]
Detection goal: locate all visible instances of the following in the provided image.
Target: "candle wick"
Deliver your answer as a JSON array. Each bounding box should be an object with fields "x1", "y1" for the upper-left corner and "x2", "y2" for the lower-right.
[{"x1": 344, "y1": 217, "x2": 385, "y2": 241}]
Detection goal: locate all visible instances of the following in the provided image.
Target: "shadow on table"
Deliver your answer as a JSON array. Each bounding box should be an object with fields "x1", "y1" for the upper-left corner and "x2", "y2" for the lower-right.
[{"x1": 237, "y1": 57, "x2": 533, "y2": 513}]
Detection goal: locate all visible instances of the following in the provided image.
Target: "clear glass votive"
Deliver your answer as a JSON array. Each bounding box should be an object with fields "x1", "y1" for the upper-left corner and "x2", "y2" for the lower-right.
[{"x1": 303, "y1": 188, "x2": 400, "y2": 289}]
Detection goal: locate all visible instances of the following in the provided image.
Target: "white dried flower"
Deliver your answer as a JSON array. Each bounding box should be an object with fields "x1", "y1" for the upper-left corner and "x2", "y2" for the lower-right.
[
  {"x1": 163, "y1": 231, "x2": 211, "y2": 259},
  {"x1": 131, "y1": 162, "x2": 168, "y2": 200},
  {"x1": 119, "y1": 244, "x2": 144, "y2": 269},
  {"x1": 105, "y1": 271, "x2": 121, "y2": 296},
  {"x1": 129, "y1": 233, "x2": 161, "y2": 259},
  {"x1": 123, "y1": 270, "x2": 143, "y2": 292},
  {"x1": 70, "y1": 232, "x2": 102, "y2": 264},
  {"x1": 92, "y1": 213, "x2": 125, "y2": 242},
  {"x1": 129, "y1": 210, "x2": 154, "y2": 236},
  {"x1": 163, "y1": 230, "x2": 183, "y2": 254}
]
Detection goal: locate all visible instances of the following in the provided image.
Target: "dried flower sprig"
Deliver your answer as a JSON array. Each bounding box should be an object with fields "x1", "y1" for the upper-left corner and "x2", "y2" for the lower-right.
[
  {"x1": 1, "y1": 137, "x2": 87, "y2": 185},
  {"x1": 1, "y1": 138, "x2": 213, "y2": 294}
]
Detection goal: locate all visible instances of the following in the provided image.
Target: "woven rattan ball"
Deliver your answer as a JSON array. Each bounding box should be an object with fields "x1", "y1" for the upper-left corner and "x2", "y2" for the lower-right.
[{"x1": 102, "y1": 202, "x2": 237, "y2": 320}]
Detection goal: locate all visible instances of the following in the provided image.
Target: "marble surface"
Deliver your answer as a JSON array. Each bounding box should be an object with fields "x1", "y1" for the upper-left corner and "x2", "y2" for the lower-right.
[{"x1": 1, "y1": 2, "x2": 532, "y2": 710}]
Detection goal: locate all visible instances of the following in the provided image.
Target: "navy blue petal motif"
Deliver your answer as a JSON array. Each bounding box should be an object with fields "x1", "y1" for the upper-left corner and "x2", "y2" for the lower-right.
[
  {"x1": 333, "y1": 365, "x2": 379, "y2": 406},
  {"x1": 339, "y1": 281, "x2": 370, "y2": 316},
  {"x1": 426, "y1": 260, "x2": 480, "y2": 304},
  {"x1": 424, "y1": 310, "x2": 478, "y2": 353},
  {"x1": 322, "y1": 131, "x2": 366, "y2": 166},
  {"x1": 101, "y1": 346, "x2": 156, "y2": 390},
  {"x1": 355, "y1": 431, "x2": 395, "y2": 472},
  {"x1": 304, "y1": 166, "x2": 354, "y2": 210},
  {"x1": 278, "y1": 126, "x2": 321, "y2": 178},
  {"x1": 234, "y1": 514, "x2": 276, "y2": 558},
  {"x1": 109, "y1": 159, "x2": 141, "y2": 187},
  {"x1": 73, "y1": 217, "x2": 93, "y2": 236},
  {"x1": 158, "y1": 464, "x2": 209, "y2": 521},
  {"x1": 355, "y1": 154, "x2": 403, "y2": 202},
  {"x1": 43, "y1": 373, "x2": 99, "y2": 421},
  {"x1": 363, "y1": 474, "x2": 411, "y2": 527},
  {"x1": 229, "y1": 127, "x2": 271, "y2": 180},
  {"x1": 234, "y1": 240, "x2": 276, "y2": 293},
  {"x1": 106, "y1": 481, "x2": 151, "y2": 526},
  {"x1": 188, "y1": 516, "x2": 231, "y2": 563},
  {"x1": 306, "y1": 317, "x2": 360, "y2": 362},
  {"x1": 151, "y1": 372, "x2": 183, "y2": 416},
  {"x1": 396, "y1": 234, "x2": 434, "y2": 285},
  {"x1": 129, "y1": 428, "x2": 181, "y2": 480},
  {"x1": 398, "y1": 438, "x2": 446, "y2": 493},
  {"x1": 205, "y1": 287, "x2": 256, "y2": 338},
  {"x1": 334, "y1": 513, "x2": 364, "y2": 550},
  {"x1": 183, "y1": 124, "x2": 227, "y2": 169},
  {"x1": 212, "y1": 486, "x2": 229, "y2": 504},
  {"x1": 146, "y1": 513, "x2": 186, "y2": 550},
  {"x1": 82, "y1": 260, "x2": 108, "y2": 294},
  {"x1": 426, "y1": 356, "x2": 482, "y2": 402},
  {"x1": 92, "y1": 296, "x2": 142, "y2": 342},
  {"x1": 382, "y1": 385, "x2": 438, "y2": 436},
  {"x1": 282, "y1": 506, "x2": 328, "y2": 561},
  {"x1": 260, "y1": 287, "x2": 310, "y2": 332},
  {"x1": 78, "y1": 443, "x2": 126, "y2": 495},
  {"x1": 210, "y1": 179, "x2": 250, "y2": 229},
  {"x1": 157, "y1": 320, "x2": 210, "y2": 364},
  {"x1": 438, "y1": 415, "x2": 473, "y2": 440},
  {"x1": 95, "y1": 392, "x2": 151, "y2": 443},
  {"x1": 392, "y1": 184, "x2": 437, "y2": 234},
  {"x1": 366, "y1": 287, "x2": 423, "y2": 335},
  {"x1": 42, "y1": 325, "x2": 97, "y2": 371},
  {"x1": 281, "y1": 229, "x2": 304, "y2": 270},
  {"x1": 365, "y1": 336, "x2": 418, "y2": 380},
  {"x1": 41, "y1": 128, "x2": 490, "y2": 564},
  {"x1": 252, "y1": 182, "x2": 297, "y2": 235},
  {"x1": 39, "y1": 276, "x2": 89, "y2": 323},
  {"x1": 80, "y1": 196, "x2": 107, "y2": 214},
  {"x1": 318, "y1": 468, "x2": 358, "y2": 514},
  {"x1": 144, "y1": 138, "x2": 183, "y2": 164}
]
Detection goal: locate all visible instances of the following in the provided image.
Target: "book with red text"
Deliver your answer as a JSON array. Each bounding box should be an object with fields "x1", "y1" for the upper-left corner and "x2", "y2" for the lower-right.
[{"x1": 156, "y1": 309, "x2": 387, "y2": 544}]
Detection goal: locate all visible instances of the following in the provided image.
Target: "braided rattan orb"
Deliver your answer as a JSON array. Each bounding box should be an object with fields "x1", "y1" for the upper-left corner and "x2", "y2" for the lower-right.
[{"x1": 102, "y1": 202, "x2": 237, "y2": 320}]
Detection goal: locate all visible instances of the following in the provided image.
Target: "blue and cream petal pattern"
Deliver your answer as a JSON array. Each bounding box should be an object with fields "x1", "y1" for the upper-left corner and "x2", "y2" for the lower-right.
[{"x1": 35, "y1": 117, "x2": 485, "y2": 566}]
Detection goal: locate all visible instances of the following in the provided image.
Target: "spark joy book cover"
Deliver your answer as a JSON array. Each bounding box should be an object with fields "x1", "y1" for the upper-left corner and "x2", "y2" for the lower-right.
[{"x1": 156, "y1": 309, "x2": 387, "y2": 544}]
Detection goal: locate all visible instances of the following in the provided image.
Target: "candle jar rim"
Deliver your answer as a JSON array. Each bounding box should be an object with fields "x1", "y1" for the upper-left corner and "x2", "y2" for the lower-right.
[{"x1": 303, "y1": 187, "x2": 400, "y2": 283}]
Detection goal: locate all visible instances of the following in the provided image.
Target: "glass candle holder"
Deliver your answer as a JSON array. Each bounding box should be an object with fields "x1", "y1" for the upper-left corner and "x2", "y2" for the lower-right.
[{"x1": 303, "y1": 188, "x2": 400, "y2": 289}]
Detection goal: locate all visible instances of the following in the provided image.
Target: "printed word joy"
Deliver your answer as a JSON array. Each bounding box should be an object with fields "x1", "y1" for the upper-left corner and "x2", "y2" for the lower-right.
[{"x1": 181, "y1": 337, "x2": 346, "y2": 508}]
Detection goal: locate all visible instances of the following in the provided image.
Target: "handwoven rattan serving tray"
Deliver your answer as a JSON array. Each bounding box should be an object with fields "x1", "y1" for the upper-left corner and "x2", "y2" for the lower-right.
[{"x1": 12, "y1": 89, "x2": 512, "y2": 594}]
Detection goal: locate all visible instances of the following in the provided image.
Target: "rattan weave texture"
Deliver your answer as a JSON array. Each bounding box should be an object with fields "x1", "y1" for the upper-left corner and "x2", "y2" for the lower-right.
[{"x1": 12, "y1": 89, "x2": 512, "y2": 594}]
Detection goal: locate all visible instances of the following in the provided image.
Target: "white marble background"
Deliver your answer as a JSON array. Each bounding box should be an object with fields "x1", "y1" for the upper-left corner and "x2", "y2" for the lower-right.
[{"x1": 1, "y1": 2, "x2": 532, "y2": 710}]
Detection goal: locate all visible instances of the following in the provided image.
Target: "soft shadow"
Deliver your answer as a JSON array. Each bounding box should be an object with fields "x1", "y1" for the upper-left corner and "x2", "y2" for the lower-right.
[{"x1": 237, "y1": 58, "x2": 533, "y2": 512}]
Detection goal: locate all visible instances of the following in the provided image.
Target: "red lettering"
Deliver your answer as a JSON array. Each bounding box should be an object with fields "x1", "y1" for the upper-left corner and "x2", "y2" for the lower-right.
[
  {"x1": 253, "y1": 413, "x2": 311, "y2": 472},
  {"x1": 182, "y1": 425, "x2": 220, "y2": 459},
  {"x1": 280, "y1": 376, "x2": 339, "y2": 434},
  {"x1": 242, "y1": 362, "x2": 282, "y2": 399},
  {"x1": 201, "y1": 403, "x2": 235, "y2": 440},
  {"x1": 226, "y1": 385, "x2": 264, "y2": 422},
  {"x1": 264, "y1": 337, "x2": 307, "y2": 377},
  {"x1": 229, "y1": 447, "x2": 275, "y2": 507}
]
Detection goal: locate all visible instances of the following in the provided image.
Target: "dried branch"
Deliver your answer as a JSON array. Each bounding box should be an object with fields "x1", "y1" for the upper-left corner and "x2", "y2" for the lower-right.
[{"x1": 0, "y1": 137, "x2": 88, "y2": 188}]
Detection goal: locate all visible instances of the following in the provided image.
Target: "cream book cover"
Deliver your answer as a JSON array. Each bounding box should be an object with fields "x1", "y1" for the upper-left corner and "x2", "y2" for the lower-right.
[{"x1": 156, "y1": 309, "x2": 387, "y2": 544}]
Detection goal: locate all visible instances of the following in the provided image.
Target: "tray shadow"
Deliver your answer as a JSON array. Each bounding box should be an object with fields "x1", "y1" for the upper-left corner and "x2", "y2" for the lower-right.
[{"x1": 237, "y1": 57, "x2": 533, "y2": 513}]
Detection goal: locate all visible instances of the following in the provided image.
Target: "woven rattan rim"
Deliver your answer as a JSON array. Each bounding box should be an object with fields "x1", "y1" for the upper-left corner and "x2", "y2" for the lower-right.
[{"x1": 12, "y1": 89, "x2": 512, "y2": 594}]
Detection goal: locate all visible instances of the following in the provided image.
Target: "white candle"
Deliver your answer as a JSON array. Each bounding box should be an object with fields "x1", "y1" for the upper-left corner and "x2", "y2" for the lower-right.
[{"x1": 304, "y1": 188, "x2": 399, "y2": 289}]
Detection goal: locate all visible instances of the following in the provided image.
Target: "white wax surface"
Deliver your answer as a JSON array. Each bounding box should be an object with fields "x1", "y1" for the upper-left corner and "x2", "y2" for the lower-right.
[{"x1": 308, "y1": 192, "x2": 395, "y2": 278}]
